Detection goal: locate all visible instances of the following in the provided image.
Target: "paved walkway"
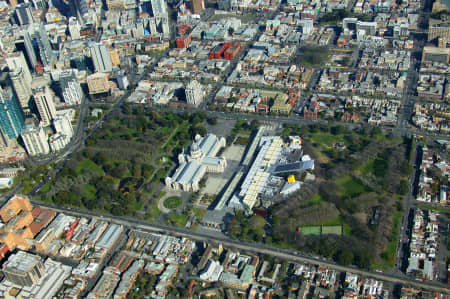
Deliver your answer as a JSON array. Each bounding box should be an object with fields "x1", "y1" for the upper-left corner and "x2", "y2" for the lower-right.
[{"x1": 157, "y1": 190, "x2": 182, "y2": 214}]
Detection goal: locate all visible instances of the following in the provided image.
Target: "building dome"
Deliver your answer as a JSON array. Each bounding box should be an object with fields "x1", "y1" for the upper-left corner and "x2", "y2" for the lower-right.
[{"x1": 190, "y1": 143, "x2": 203, "y2": 160}]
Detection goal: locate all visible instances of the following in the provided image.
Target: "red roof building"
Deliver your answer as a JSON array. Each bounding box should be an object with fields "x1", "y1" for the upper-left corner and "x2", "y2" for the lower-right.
[{"x1": 30, "y1": 208, "x2": 56, "y2": 236}]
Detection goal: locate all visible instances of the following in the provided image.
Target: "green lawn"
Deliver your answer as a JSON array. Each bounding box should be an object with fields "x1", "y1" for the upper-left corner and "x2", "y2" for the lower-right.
[
  {"x1": 40, "y1": 182, "x2": 51, "y2": 194},
  {"x1": 163, "y1": 196, "x2": 182, "y2": 209},
  {"x1": 80, "y1": 184, "x2": 96, "y2": 200},
  {"x1": 192, "y1": 208, "x2": 207, "y2": 218},
  {"x1": 322, "y1": 225, "x2": 343, "y2": 235},
  {"x1": 343, "y1": 223, "x2": 352, "y2": 236},
  {"x1": 309, "y1": 133, "x2": 344, "y2": 148},
  {"x1": 146, "y1": 203, "x2": 162, "y2": 222},
  {"x1": 380, "y1": 210, "x2": 402, "y2": 267},
  {"x1": 320, "y1": 216, "x2": 344, "y2": 226},
  {"x1": 309, "y1": 193, "x2": 323, "y2": 205},
  {"x1": 419, "y1": 205, "x2": 450, "y2": 213},
  {"x1": 165, "y1": 212, "x2": 189, "y2": 227},
  {"x1": 75, "y1": 159, "x2": 104, "y2": 176},
  {"x1": 359, "y1": 160, "x2": 374, "y2": 176},
  {"x1": 156, "y1": 191, "x2": 167, "y2": 200},
  {"x1": 336, "y1": 176, "x2": 371, "y2": 198},
  {"x1": 299, "y1": 226, "x2": 321, "y2": 235}
]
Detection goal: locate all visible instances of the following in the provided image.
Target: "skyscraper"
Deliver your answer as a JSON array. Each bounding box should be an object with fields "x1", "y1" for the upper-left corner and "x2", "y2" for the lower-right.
[
  {"x1": 2, "y1": 251, "x2": 45, "y2": 287},
  {"x1": 15, "y1": 4, "x2": 34, "y2": 26},
  {"x1": 33, "y1": 85, "x2": 56, "y2": 127},
  {"x1": 151, "y1": 0, "x2": 167, "y2": 15},
  {"x1": 6, "y1": 52, "x2": 32, "y2": 83},
  {"x1": 27, "y1": 23, "x2": 53, "y2": 67},
  {"x1": 90, "y1": 43, "x2": 113, "y2": 73},
  {"x1": 0, "y1": 88, "x2": 25, "y2": 139},
  {"x1": 9, "y1": 68, "x2": 32, "y2": 112},
  {"x1": 68, "y1": 17, "x2": 81, "y2": 40},
  {"x1": 160, "y1": 16, "x2": 170, "y2": 39},
  {"x1": 23, "y1": 31, "x2": 38, "y2": 69},
  {"x1": 53, "y1": 112, "x2": 73, "y2": 139},
  {"x1": 70, "y1": 0, "x2": 89, "y2": 24},
  {"x1": 192, "y1": 0, "x2": 205, "y2": 14},
  {"x1": 59, "y1": 70, "x2": 83, "y2": 105},
  {"x1": 185, "y1": 80, "x2": 204, "y2": 107},
  {"x1": 6, "y1": 52, "x2": 33, "y2": 112},
  {"x1": 21, "y1": 124, "x2": 50, "y2": 156}
]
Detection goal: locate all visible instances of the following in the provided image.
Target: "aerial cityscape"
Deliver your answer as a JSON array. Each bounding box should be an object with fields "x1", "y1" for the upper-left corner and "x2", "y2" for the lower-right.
[{"x1": 0, "y1": 0, "x2": 447, "y2": 297}]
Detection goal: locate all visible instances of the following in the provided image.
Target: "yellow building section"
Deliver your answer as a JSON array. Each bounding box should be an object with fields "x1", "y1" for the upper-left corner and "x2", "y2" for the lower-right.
[{"x1": 288, "y1": 175, "x2": 296, "y2": 183}]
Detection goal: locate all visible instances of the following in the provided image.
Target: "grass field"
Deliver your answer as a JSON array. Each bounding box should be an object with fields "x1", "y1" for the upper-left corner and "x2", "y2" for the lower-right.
[
  {"x1": 192, "y1": 208, "x2": 207, "y2": 218},
  {"x1": 165, "y1": 212, "x2": 189, "y2": 227},
  {"x1": 164, "y1": 196, "x2": 182, "y2": 209},
  {"x1": 419, "y1": 205, "x2": 450, "y2": 213},
  {"x1": 381, "y1": 210, "x2": 402, "y2": 267},
  {"x1": 146, "y1": 203, "x2": 162, "y2": 222},
  {"x1": 75, "y1": 159, "x2": 104, "y2": 176},
  {"x1": 309, "y1": 133, "x2": 344, "y2": 148},
  {"x1": 336, "y1": 175, "x2": 371, "y2": 198},
  {"x1": 156, "y1": 191, "x2": 167, "y2": 200},
  {"x1": 300, "y1": 226, "x2": 321, "y2": 235},
  {"x1": 80, "y1": 184, "x2": 96, "y2": 200},
  {"x1": 40, "y1": 182, "x2": 51, "y2": 194},
  {"x1": 320, "y1": 216, "x2": 344, "y2": 226},
  {"x1": 359, "y1": 160, "x2": 374, "y2": 176},
  {"x1": 322, "y1": 225, "x2": 343, "y2": 235}
]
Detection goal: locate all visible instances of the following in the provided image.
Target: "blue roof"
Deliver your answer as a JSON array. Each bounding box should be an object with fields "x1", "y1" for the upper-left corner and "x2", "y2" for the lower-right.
[{"x1": 269, "y1": 160, "x2": 315, "y2": 174}]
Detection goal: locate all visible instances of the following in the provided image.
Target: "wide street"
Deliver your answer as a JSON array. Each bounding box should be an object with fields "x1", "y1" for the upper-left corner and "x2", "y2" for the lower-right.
[{"x1": 13, "y1": 198, "x2": 449, "y2": 294}]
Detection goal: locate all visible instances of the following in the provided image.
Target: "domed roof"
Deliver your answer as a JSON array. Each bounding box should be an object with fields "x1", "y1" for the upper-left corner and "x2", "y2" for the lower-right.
[{"x1": 191, "y1": 143, "x2": 200, "y2": 152}]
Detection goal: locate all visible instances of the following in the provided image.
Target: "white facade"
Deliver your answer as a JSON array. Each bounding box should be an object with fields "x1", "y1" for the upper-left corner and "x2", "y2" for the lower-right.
[
  {"x1": 52, "y1": 112, "x2": 74, "y2": 151},
  {"x1": 58, "y1": 70, "x2": 83, "y2": 105},
  {"x1": 6, "y1": 52, "x2": 32, "y2": 83},
  {"x1": 21, "y1": 125, "x2": 50, "y2": 156},
  {"x1": 68, "y1": 17, "x2": 81, "y2": 40},
  {"x1": 90, "y1": 43, "x2": 113, "y2": 73},
  {"x1": 199, "y1": 260, "x2": 223, "y2": 282},
  {"x1": 117, "y1": 72, "x2": 129, "y2": 90},
  {"x1": 9, "y1": 68, "x2": 32, "y2": 112},
  {"x1": 49, "y1": 133, "x2": 68, "y2": 152},
  {"x1": 53, "y1": 112, "x2": 74, "y2": 140},
  {"x1": 62, "y1": 80, "x2": 83, "y2": 105},
  {"x1": 165, "y1": 134, "x2": 227, "y2": 191},
  {"x1": 298, "y1": 19, "x2": 313, "y2": 36},
  {"x1": 34, "y1": 85, "x2": 57, "y2": 127},
  {"x1": 161, "y1": 16, "x2": 170, "y2": 39},
  {"x1": 185, "y1": 80, "x2": 204, "y2": 107},
  {"x1": 151, "y1": 0, "x2": 167, "y2": 15}
]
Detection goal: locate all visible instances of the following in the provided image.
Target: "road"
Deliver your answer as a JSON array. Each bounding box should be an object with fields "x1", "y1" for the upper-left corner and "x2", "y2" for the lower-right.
[
  {"x1": 22, "y1": 199, "x2": 450, "y2": 294},
  {"x1": 397, "y1": 143, "x2": 420, "y2": 273},
  {"x1": 151, "y1": 105, "x2": 450, "y2": 141}
]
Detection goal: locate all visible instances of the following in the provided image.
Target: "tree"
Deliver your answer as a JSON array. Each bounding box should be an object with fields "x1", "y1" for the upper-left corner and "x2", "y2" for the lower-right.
[
  {"x1": 189, "y1": 125, "x2": 207, "y2": 138},
  {"x1": 331, "y1": 125, "x2": 345, "y2": 135},
  {"x1": 250, "y1": 119, "x2": 259, "y2": 130},
  {"x1": 373, "y1": 156, "x2": 388, "y2": 177},
  {"x1": 337, "y1": 250, "x2": 354, "y2": 265},
  {"x1": 207, "y1": 117, "x2": 218, "y2": 125}
]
